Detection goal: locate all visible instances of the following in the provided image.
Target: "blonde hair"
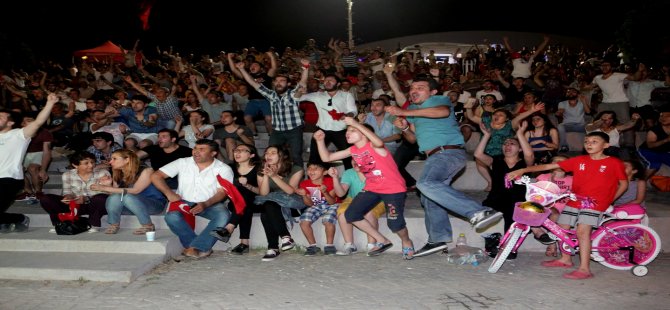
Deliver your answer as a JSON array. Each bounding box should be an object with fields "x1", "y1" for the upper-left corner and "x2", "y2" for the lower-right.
[{"x1": 111, "y1": 149, "x2": 141, "y2": 187}]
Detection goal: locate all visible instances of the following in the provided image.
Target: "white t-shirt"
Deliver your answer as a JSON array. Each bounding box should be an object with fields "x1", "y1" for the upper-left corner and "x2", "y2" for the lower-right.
[
  {"x1": 511, "y1": 58, "x2": 534, "y2": 78},
  {"x1": 159, "y1": 157, "x2": 233, "y2": 202},
  {"x1": 594, "y1": 73, "x2": 629, "y2": 103},
  {"x1": 557, "y1": 100, "x2": 585, "y2": 124},
  {"x1": 0, "y1": 128, "x2": 30, "y2": 179},
  {"x1": 182, "y1": 124, "x2": 215, "y2": 148},
  {"x1": 299, "y1": 91, "x2": 357, "y2": 131}
]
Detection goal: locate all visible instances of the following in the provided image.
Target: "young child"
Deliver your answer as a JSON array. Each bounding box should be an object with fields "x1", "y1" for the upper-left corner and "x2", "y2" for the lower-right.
[
  {"x1": 314, "y1": 116, "x2": 415, "y2": 259},
  {"x1": 507, "y1": 132, "x2": 628, "y2": 280},
  {"x1": 535, "y1": 155, "x2": 573, "y2": 257},
  {"x1": 329, "y1": 160, "x2": 386, "y2": 255},
  {"x1": 613, "y1": 159, "x2": 646, "y2": 207},
  {"x1": 295, "y1": 162, "x2": 340, "y2": 256}
]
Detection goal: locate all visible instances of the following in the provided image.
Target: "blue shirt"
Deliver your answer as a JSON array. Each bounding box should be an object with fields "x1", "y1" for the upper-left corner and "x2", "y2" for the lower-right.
[{"x1": 407, "y1": 95, "x2": 464, "y2": 152}]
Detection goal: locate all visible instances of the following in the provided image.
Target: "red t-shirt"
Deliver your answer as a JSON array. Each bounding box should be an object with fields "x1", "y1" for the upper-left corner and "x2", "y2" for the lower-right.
[
  {"x1": 26, "y1": 128, "x2": 54, "y2": 153},
  {"x1": 299, "y1": 176, "x2": 339, "y2": 206},
  {"x1": 558, "y1": 155, "x2": 626, "y2": 211},
  {"x1": 350, "y1": 142, "x2": 406, "y2": 194}
]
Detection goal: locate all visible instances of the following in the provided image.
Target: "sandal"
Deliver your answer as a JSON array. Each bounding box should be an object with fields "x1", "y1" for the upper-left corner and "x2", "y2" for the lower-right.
[
  {"x1": 402, "y1": 246, "x2": 415, "y2": 260},
  {"x1": 367, "y1": 242, "x2": 393, "y2": 256},
  {"x1": 105, "y1": 224, "x2": 120, "y2": 234},
  {"x1": 563, "y1": 270, "x2": 593, "y2": 280},
  {"x1": 133, "y1": 223, "x2": 155, "y2": 235}
]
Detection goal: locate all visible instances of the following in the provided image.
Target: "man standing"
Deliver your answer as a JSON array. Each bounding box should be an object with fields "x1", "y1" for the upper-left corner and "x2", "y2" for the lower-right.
[
  {"x1": 385, "y1": 73, "x2": 503, "y2": 257},
  {"x1": 235, "y1": 58, "x2": 309, "y2": 167},
  {"x1": 0, "y1": 93, "x2": 58, "y2": 232},
  {"x1": 228, "y1": 52, "x2": 277, "y2": 136},
  {"x1": 359, "y1": 98, "x2": 401, "y2": 155},
  {"x1": 301, "y1": 74, "x2": 358, "y2": 169},
  {"x1": 151, "y1": 139, "x2": 234, "y2": 259}
]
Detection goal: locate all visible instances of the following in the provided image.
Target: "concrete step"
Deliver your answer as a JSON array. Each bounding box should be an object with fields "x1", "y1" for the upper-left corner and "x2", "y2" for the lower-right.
[
  {"x1": 0, "y1": 251, "x2": 167, "y2": 282},
  {"x1": 0, "y1": 227, "x2": 179, "y2": 254},
  {"x1": 0, "y1": 227, "x2": 182, "y2": 283}
]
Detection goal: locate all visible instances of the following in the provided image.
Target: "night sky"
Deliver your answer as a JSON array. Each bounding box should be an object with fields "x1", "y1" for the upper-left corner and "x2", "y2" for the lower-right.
[{"x1": 0, "y1": 0, "x2": 640, "y2": 64}]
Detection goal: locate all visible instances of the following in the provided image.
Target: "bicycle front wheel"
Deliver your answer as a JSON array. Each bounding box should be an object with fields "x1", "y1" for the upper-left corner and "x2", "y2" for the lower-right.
[
  {"x1": 488, "y1": 227, "x2": 523, "y2": 273},
  {"x1": 592, "y1": 223, "x2": 661, "y2": 270}
]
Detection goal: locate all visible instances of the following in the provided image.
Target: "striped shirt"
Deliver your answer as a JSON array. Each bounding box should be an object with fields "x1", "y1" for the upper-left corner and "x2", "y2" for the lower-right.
[{"x1": 256, "y1": 84, "x2": 304, "y2": 131}]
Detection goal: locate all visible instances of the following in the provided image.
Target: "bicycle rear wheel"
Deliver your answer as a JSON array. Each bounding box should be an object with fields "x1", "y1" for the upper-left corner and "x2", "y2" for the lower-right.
[
  {"x1": 488, "y1": 227, "x2": 523, "y2": 273},
  {"x1": 592, "y1": 223, "x2": 661, "y2": 270}
]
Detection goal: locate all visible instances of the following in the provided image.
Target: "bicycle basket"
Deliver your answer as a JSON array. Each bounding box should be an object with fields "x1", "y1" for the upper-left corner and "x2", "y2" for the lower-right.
[{"x1": 513, "y1": 202, "x2": 551, "y2": 226}]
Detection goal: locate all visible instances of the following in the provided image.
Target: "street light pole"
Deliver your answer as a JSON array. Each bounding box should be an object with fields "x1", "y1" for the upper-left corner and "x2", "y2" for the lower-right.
[{"x1": 346, "y1": 0, "x2": 354, "y2": 49}]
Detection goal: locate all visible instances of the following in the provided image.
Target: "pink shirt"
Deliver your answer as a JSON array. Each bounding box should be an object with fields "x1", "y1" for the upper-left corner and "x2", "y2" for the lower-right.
[
  {"x1": 536, "y1": 173, "x2": 573, "y2": 212},
  {"x1": 350, "y1": 142, "x2": 406, "y2": 194}
]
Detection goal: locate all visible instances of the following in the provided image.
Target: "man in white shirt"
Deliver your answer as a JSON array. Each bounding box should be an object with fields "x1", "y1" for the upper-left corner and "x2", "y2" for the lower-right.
[
  {"x1": 300, "y1": 74, "x2": 358, "y2": 169},
  {"x1": 151, "y1": 139, "x2": 234, "y2": 258},
  {"x1": 0, "y1": 93, "x2": 58, "y2": 232}
]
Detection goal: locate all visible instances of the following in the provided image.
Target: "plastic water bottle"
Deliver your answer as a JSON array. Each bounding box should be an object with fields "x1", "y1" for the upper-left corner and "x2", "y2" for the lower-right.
[{"x1": 456, "y1": 233, "x2": 467, "y2": 247}]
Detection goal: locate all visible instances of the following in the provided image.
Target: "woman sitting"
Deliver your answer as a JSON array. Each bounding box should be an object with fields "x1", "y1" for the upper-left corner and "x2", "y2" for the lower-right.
[
  {"x1": 254, "y1": 145, "x2": 305, "y2": 261},
  {"x1": 39, "y1": 151, "x2": 110, "y2": 233},
  {"x1": 90, "y1": 149, "x2": 166, "y2": 235},
  {"x1": 210, "y1": 143, "x2": 262, "y2": 254},
  {"x1": 524, "y1": 112, "x2": 559, "y2": 164}
]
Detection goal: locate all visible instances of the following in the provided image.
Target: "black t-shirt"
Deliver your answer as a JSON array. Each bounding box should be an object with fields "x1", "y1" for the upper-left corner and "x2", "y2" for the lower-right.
[
  {"x1": 142, "y1": 144, "x2": 193, "y2": 170},
  {"x1": 247, "y1": 72, "x2": 273, "y2": 100}
]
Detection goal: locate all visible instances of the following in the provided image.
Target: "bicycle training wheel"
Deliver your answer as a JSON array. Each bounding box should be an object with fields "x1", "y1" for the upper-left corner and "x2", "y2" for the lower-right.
[
  {"x1": 488, "y1": 228, "x2": 523, "y2": 273},
  {"x1": 592, "y1": 223, "x2": 661, "y2": 271}
]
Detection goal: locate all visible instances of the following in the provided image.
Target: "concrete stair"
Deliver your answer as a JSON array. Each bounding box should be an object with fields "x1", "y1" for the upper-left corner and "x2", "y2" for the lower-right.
[
  {"x1": 4, "y1": 123, "x2": 667, "y2": 283},
  {"x1": 0, "y1": 228, "x2": 181, "y2": 282}
]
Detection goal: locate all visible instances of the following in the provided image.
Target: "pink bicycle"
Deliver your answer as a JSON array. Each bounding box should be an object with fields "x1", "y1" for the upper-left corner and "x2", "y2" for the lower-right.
[{"x1": 488, "y1": 176, "x2": 661, "y2": 277}]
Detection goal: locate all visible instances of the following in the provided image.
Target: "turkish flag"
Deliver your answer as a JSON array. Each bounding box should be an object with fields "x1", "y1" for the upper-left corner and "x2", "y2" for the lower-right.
[
  {"x1": 216, "y1": 174, "x2": 246, "y2": 215},
  {"x1": 167, "y1": 201, "x2": 196, "y2": 230}
]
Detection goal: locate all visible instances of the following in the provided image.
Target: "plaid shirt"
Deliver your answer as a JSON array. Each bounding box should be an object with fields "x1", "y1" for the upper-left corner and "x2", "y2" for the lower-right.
[
  {"x1": 147, "y1": 93, "x2": 182, "y2": 120},
  {"x1": 86, "y1": 143, "x2": 123, "y2": 164},
  {"x1": 257, "y1": 84, "x2": 303, "y2": 131},
  {"x1": 61, "y1": 168, "x2": 111, "y2": 197}
]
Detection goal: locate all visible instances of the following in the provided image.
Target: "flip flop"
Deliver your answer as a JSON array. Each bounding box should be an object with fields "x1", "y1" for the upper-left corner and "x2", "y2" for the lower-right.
[
  {"x1": 402, "y1": 246, "x2": 415, "y2": 260},
  {"x1": 367, "y1": 242, "x2": 393, "y2": 256},
  {"x1": 541, "y1": 259, "x2": 574, "y2": 268},
  {"x1": 563, "y1": 270, "x2": 594, "y2": 280}
]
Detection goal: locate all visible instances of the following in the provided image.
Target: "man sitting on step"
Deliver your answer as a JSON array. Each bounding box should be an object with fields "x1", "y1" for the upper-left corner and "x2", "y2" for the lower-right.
[{"x1": 151, "y1": 139, "x2": 234, "y2": 259}]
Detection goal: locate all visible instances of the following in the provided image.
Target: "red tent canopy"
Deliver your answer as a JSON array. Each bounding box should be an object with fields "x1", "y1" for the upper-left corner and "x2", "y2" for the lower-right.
[{"x1": 73, "y1": 41, "x2": 124, "y2": 59}]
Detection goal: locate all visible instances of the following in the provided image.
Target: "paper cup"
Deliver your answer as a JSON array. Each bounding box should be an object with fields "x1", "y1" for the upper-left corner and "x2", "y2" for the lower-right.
[{"x1": 145, "y1": 231, "x2": 156, "y2": 241}]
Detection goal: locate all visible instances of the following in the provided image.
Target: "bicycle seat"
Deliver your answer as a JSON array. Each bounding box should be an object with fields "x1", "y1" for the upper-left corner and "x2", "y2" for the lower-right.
[{"x1": 605, "y1": 203, "x2": 646, "y2": 220}]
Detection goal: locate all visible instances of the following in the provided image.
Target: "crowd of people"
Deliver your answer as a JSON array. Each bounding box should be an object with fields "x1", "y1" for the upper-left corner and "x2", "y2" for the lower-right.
[{"x1": 1, "y1": 35, "x2": 668, "y2": 280}]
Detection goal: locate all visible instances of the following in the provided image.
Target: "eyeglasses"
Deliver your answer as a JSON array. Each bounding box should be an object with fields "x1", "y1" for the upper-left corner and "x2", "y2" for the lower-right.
[
  {"x1": 234, "y1": 149, "x2": 251, "y2": 153},
  {"x1": 328, "y1": 98, "x2": 332, "y2": 106}
]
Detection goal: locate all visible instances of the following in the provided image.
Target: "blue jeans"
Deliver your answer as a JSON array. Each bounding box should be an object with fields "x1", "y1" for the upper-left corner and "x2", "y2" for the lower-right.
[
  {"x1": 106, "y1": 193, "x2": 166, "y2": 225},
  {"x1": 164, "y1": 201, "x2": 230, "y2": 252},
  {"x1": 557, "y1": 122, "x2": 585, "y2": 148},
  {"x1": 416, "y1": 149, "x2": 490, "y2": 243},
  {"x1": 157, "y1": 118, "x2": 176, "y2": 131}
]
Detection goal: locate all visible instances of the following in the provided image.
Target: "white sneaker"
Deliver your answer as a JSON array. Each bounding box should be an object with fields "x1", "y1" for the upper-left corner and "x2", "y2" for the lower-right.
[
  {"x1": 470, "y1": 210, "x2": 504, "y2": 230},
  {"x1": 49, "y1": 228, "x2": 56, "y2": 233},
  {"x1": 87, "y1": 227, "x2": 100, "y2": 233},
  {"x1": 336, "y1": 244, "x2": 358, "y2": 256}
]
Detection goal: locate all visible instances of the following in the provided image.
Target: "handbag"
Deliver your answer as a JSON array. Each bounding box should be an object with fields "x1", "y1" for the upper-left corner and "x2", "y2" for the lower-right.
[{"x1": 55, "y1": 217, "x2": 91, "y2": 235}]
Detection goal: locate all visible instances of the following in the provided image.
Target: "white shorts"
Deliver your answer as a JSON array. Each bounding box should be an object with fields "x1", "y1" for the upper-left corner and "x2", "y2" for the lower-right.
[{"x1": 23, "y1": 152, "x2": 43, "y2": 168}]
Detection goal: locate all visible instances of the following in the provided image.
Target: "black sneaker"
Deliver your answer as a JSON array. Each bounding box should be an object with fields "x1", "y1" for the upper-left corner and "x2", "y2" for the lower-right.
[
  {"x1": 507, "y1": 252, "x2": 517, "y2": 260},
  {"x1": 413, "y1": 242, "x2": 448, "y2": 258},
  {"x1": 280, "y1": 236, "x2": 295, "y2": 251},
  {"x1": 230, "y1": 243, "x2": 249, "y2": 255},
  {"x1": 534, "y1": 233, "x2": 556, "y2": 245},
  {"x1": 12, "y1": 216, "x2": 30, "y2": 232},
  {"x1": 323, "y1": 245, "x2": 337, "y2": 255},
  {"x1": 210, "y1": 227, "x2": 232, "y2": 243},
  {"x1": 304, "y1": 245, "x2": 321, "y2": 256},
  {"x1": 262, "y1": 249, "x2": 280, "y2": 261}
]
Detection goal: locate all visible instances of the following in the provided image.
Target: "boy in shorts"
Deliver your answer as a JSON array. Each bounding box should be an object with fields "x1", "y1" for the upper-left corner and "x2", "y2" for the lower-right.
[
  {"x1": 507, "y1": 131, "x2": 627, "y2": 279},
  {"x1": 295, "y1": 162, "x2": 340, "y2": 256}
]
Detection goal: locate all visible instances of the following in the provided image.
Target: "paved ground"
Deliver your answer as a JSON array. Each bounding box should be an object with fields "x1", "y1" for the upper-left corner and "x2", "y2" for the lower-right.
[{"x1": 1, "y1": 248, "x2": 668, "y2": 309}]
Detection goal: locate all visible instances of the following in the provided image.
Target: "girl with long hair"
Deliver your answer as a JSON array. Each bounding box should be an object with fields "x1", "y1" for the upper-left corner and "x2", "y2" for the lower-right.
[{"x1": 91, "y1": 149, "x2": 166, "y2": 235}]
